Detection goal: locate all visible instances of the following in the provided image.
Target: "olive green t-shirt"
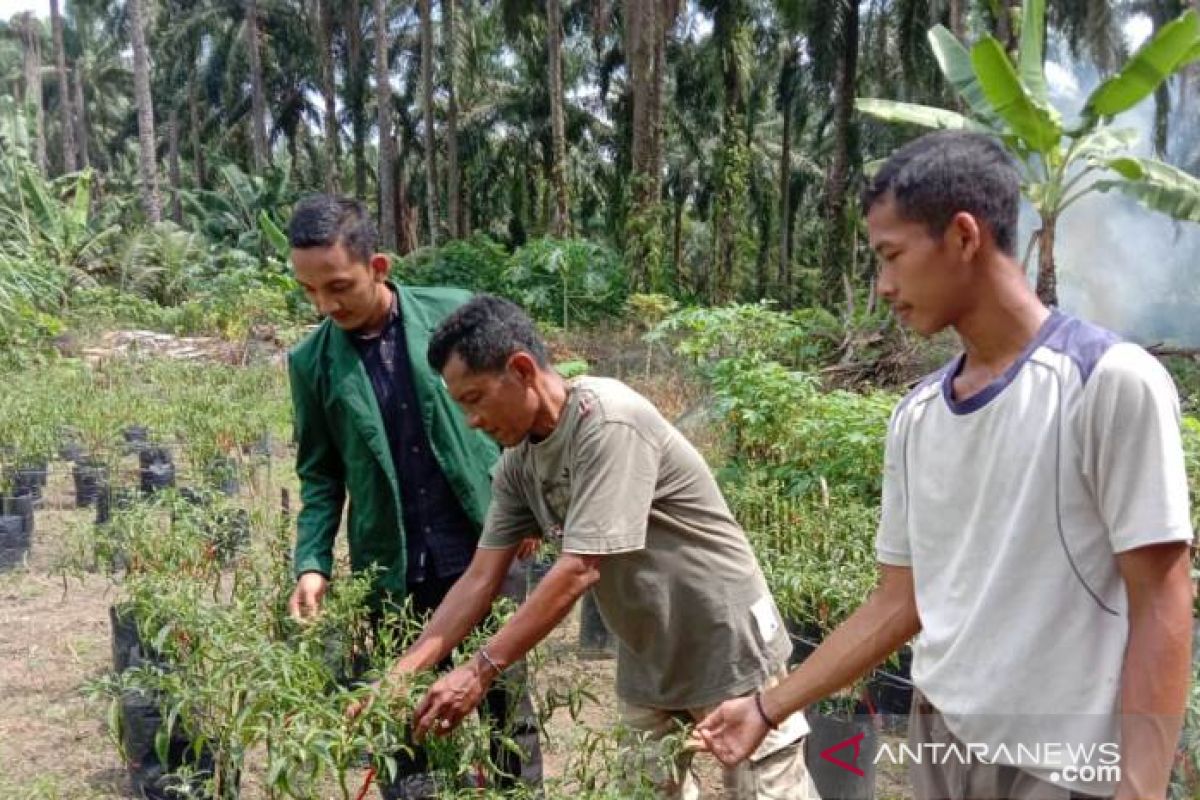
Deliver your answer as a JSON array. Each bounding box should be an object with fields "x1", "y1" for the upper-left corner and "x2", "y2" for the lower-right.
[{"x1": 479, "y1": 376, "x2": 791, "y2": 709}]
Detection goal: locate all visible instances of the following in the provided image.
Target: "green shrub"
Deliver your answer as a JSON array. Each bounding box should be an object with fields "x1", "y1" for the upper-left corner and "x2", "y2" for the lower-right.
[
  {"x1": 648, "y1": 302, "x2": 841, "y2": 371},
  {"x1": 504, "y1": 238, "x2": 627, "y2": 329},
  {"x1": 399, "y1": 234, "x2": 509, "y2": 294},
  {"x1": 726, "y1": 475, "x2": 878, "y2": 632}
]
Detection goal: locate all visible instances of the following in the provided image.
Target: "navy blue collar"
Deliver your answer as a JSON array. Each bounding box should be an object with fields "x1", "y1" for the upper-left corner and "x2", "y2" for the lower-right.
[{"x1": 942, "y1": 310, "x2": 1066, "y2": 415}]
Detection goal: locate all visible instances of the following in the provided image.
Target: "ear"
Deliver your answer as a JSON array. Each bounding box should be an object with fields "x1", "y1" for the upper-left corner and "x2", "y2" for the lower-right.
[
  {"x1": 369, "y1": 253, "x2": 391, "y2": 281},
  {"x1": 948, "y1": 211, "x2": 982, "y2": 262},
  {"x1": 506, "y1": 352, "x2": 541, "y2": 386}
]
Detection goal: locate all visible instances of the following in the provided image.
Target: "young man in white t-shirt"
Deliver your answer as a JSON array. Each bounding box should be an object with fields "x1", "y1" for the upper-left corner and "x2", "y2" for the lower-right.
[{"x1": 695, "y1": 130, "x2": 1195, "y2": 800}]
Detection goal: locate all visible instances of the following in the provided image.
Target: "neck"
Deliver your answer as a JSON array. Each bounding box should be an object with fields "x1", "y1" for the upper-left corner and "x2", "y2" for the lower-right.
[
  {"x1": 528, "y1": 369, "x2": 570, "y2": 441},
  {"x1": 954, "y1": 256, "x2": 1050, "y2": 372},
  {"x1": 357, "y1": 283, "x2": 394, "y2": 336}
]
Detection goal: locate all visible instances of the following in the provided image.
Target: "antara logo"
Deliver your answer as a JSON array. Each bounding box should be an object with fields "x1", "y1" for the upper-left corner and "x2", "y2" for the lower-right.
[{"x1": 820, "y1": 732, "x2": 866, "y2": 777}]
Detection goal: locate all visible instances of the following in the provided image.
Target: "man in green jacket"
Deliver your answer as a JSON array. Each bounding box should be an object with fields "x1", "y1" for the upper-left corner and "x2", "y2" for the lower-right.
[{"x1": 285, "y1": 195, "x2": 541, "y2": 799}]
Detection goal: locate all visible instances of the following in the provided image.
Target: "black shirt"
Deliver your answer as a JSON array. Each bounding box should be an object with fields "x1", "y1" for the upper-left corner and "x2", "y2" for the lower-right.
[{"x1": 349, "y1": 291, "x2": 478, "y2": 584}]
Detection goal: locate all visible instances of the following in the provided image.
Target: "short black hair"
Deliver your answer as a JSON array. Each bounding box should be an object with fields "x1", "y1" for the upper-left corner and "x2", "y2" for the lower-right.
[
  {"x1": 861, "y1": 131, "x2": 1020, "y2": 256},
  {"x1": 288, "y1": 194, "x2": 376, "y2": 264},
  {"x1": 428, "y1": 295, "x2": 551, "y2": 373}
]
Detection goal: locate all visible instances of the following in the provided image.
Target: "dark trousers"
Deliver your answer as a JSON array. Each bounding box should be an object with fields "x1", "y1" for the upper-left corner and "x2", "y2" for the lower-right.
[{"x1": 378, "y1": 564, "x2": 543, "y2": 799}]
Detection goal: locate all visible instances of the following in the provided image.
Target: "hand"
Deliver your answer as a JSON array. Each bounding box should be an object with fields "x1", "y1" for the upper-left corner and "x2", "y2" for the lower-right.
[
  {"x1": 515, "y1": 537, "x2": 540, "y2": 562},
  {"x1": 412, "y1": 662, "x2": 490, "y2": 740},
  {"x1": 288, "y1": 572, "x2": 328, "y2": 622},
  {"x1": 691, "y1": 697, "x2": 770, "y2": 767}
]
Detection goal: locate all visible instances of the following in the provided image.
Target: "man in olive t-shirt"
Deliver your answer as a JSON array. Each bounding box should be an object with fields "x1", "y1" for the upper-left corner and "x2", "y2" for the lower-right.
[{"x1": 372, "y1": 295, "x2": 819, "y2": 799}]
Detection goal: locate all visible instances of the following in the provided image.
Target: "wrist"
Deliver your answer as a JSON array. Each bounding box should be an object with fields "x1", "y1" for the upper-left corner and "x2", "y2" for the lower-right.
[
  {"x1": 472, "y1": 648, "x2": 505, "y2": 684},
  {"x1": 753, "y1": 691, "x2": 780, "y2": 730}
]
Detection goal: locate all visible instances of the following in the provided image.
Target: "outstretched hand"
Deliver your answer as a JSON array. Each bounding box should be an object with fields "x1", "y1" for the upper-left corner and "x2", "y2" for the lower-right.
[
  {"x1": 412, "y1": 663, "x2": 490, "y2": 740},
  {"x1": 691, "y1": 696, "x2": 770, "y2": 767}
]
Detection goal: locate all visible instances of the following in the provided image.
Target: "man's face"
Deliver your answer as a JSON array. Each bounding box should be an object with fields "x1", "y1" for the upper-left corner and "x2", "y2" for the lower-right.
[
  {"x1": 442, "y1": 352, "x2": 539, "y2": 448},
  {"x1": 291, "y1": 241, "x2": 386, "y2": 332},
  {"x1": 868, "y1": 195, "x2": 972, "y2": 336}
]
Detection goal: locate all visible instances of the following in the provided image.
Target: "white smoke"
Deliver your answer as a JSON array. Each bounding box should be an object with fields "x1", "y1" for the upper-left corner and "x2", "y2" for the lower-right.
[{"x1": 1021, "y1": 33, "x2": 1200, "y2": 346}]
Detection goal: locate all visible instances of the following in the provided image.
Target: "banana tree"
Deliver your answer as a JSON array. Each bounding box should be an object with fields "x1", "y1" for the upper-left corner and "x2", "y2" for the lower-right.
[{"x1": 855, "y1": 0, "x2": 1200, "y2": 306}]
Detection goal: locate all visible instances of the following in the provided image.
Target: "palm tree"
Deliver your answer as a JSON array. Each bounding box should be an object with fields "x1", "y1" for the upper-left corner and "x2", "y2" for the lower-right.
[
  {"x1": 445, "y1": 0, "x2": 462, "y2": 238},
  {"x1": 547, "y1": 0, "x2": 570, "y2": 236},
  {"x1": 246, "y1": 0, "x2": 268, "y2": 172},
  {"x1": 345, "y1": 0, "x2": 369, "y2": 200},
  {"x1": 625, "y1": 0, "x2": 659, "y2": 286},
  {"x1": 419, "y1": 0, "x2": 437, "y2": 247},
  {"x1": 375, "y1": 0, "x2": 396, "y2": 249},
  {"x1": 822, "y1": 0, "x2": 860, "y2": 305},
  {"x1": 316, "y1": 0, "x2": 340, "y2": 192},
  {"x1": 14, "y1": 12, "x2": 46, "y2": 175},
  {"x1": 50, "y1": 0, "x2": 76, "y2": 173},
  {"x1": 128, "y1": 0, "x2": 161, "y2": 222}
]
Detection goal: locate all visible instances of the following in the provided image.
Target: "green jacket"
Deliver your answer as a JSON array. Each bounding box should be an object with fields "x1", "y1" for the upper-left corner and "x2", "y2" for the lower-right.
[{"x1": 288, "y1": 283, "x2": 499, "y2": 598}]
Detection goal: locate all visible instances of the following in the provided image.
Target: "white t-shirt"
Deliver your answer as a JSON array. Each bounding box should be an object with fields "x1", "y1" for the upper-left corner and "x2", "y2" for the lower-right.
[{"x1": 876, "y1": 311, "x2": 1193, "y2": 795}]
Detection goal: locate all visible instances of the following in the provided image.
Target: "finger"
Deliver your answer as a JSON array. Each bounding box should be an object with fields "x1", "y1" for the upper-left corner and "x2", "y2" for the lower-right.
[
  {"x1": 433, "y1": 714, "x2": 457, "y2": 737},
  {"x1": 288, "y1": 592, "x2": 302, "y2": 621},
  {"x1": 413, "y1": 698, "x2": 442, "y2": 740}
]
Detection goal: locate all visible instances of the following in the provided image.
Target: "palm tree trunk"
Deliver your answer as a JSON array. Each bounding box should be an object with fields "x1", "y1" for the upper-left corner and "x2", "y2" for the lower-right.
[
  {"x1": 128, "y1": 0, "x2": 161, "y2": 223},
  {"x1": 374, "y1": 0, "x2": 396, "y2": 250},
  {"x1": 672, "y1": 188, "x2": 684, "y2": 290},
  {"x1": 821, "y1": 0, "x2": 859, "y2": 303},
  {"x1": 318, "y1": 0, "x2": 340, "y2": 192},
  {"x1": 652, "y1": 1, "x2": 678, "y2": 187},
  {"x1": 419, "y1": 0, "x2": 438, "y2": 248},
  {"x1": 1036, "y1": 216, "x2": 1058, "y2": 307},
  {"x1": 246, "y1": 0, "x2": 268, "y2": 172},
  {"x1": 189, "y1": 75, "x2": 206, "y2": 189},
  {"x1": 547, "y1": 0, "x2": 570, "y2": 237},
  {"x1": 624, "y1": 0, "x2": 658, "y2": 288},
  {"x1": 779, "y1": 56, "x2": 793, "y2": 298},
  {"x1": 17, "y1": 13, "x2": 47, "y2": 175},
  {"x1": 73, "y1": 60, "x2": 89, "y2": 169},
  {"x1": 346, "y1": 0, "x2": 369, "y2": 201},
  {"x1": 168, "y1": 105, "x2": 182, "y2": 222},
  {"x1": 445, "y1": 0, "x2": 462, "y2": 239},
  {"x1": 949, "y1": 0, "x2": 965, "y2": 40},
  {"x1": 50, "y1": 0, "x2": 76, "y2": 173}
]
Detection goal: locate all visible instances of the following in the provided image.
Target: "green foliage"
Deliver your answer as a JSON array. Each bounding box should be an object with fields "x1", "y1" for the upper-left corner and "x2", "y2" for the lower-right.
[
  {"x1": 400, "y1": 234, "x2": 510, "y2": 293},
  {"x1": 504, "y1": 238, "x2": 628, "y2": 330},
  {"x1": 624, "y1": 294, "x2": 679, "y2": 330},
  {"x1": 857, "y1": 2, "x2": 1200, "y2": 288},
  {"x1": 179, "y1": 164, "x2": 295, "y2": 268},
  {"x1": 0, "y1": 359, "x2": 290, "y2": 474},
  {"x1": 648, "y1": 302, "x2": 841, "y2": 372},
  {"x1": 726, "y1": 475, "x2": 879, "y2": 632},
  {"x1": 707, "y1": 356, "x2": 894, "y2": 502}
]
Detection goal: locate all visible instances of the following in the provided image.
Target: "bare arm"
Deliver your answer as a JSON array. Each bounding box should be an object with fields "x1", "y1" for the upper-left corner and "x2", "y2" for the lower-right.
[
  {"x1": 390, "y1": 545, "x2": 519, "y2": 675},
  {"x1": 411, "y1": 552, "x2": 601, "y2": 737},
  {"x1": 760, "y1": 563, "x2": 920, "y2": 718},
  {"x1": 696, "y1": 564, "x2": 920, "y2": 766},
  {"x1": 1114, "y1": 541, "x2": 1193, "y2": 800}
]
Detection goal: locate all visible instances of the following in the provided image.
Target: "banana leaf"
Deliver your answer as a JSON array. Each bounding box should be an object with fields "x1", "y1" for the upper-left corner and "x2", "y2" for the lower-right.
[
  {"x1": 1096, "y1": 156, "x2": 1200, "y2": 224},
  {"x1": 1016, "y1": 0, "x2": 1049, "y2": 102},
  {"x1": 970, "y1": 36, "x2": 1061, "y2": 153},
  {"x1": 854, "y1": 98, "x2": 986, "y2": 132},
  {"x1": 927, "y1": 26, "x2": 996, "y2": 122},
  {"x1": 1083, "y1": 10, "x2": 1200, "y2": 119}
]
